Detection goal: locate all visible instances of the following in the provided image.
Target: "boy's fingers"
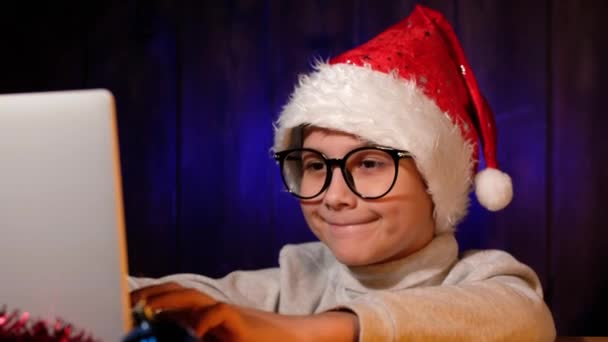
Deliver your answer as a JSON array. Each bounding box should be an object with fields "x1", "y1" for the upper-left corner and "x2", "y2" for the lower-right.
[
  {"x1": 193, "y1": 303, "x2": 241, "y2": 338},
  {"x1": 154, "y1": 305, "x2": 228, "y2": 340},
  {"x1": 130, "y1": 281, "x2": 184, "y2": 305},
  {"x1": 144, "y1": 288, "x2": 218, "y2": 313},
  {"x1": 154, "y1": 309, "x2": 200, "y2": 330}
]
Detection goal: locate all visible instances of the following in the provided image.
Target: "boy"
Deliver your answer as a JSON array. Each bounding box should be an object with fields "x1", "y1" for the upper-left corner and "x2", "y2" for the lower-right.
[{"x1": 130, "y1": 5, "x2": 556, "y2": 341}]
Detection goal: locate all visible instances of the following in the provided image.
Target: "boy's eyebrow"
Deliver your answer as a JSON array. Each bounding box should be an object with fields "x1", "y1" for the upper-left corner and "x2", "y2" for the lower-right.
[
  {"x1": 360, "y1": 137, "x2": 388, "y2": 147},
  {"x1": 302, "y1": 141, "x2": 371, "y2": 149},
  {"x1": 301, "y1": 142, "x2": 386, "y2": 157}
]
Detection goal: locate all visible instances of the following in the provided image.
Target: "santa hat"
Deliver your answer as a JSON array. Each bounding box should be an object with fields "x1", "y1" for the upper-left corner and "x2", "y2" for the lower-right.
[{"x1": 273, "y1": 5, "x2": 513, "y2": 234}]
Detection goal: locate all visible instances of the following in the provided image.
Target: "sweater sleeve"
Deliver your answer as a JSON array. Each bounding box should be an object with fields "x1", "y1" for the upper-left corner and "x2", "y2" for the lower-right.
[
  {"x1": 339, "y1": 250, "x2": 556, "y2": 341},
  {"x1": 128, "y1": 268, "x2": 281, "y2": 312}
]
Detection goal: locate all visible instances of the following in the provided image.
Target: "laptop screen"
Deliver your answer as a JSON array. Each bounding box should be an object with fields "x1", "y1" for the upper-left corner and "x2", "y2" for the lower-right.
[{"x1": 0, "y1": 89, "x2": 130, "y2": 340}]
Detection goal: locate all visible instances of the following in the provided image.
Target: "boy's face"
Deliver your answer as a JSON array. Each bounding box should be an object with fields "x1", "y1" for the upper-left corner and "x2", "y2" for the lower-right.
[{"x1": 300, "y1": 127, "x2": 435, "y2": 266}]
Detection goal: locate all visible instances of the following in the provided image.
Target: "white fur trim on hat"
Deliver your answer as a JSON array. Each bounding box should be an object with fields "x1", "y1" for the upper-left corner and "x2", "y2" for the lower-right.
[{"x1": 273, "y1": 62, "x2": 475, "y2": 234}]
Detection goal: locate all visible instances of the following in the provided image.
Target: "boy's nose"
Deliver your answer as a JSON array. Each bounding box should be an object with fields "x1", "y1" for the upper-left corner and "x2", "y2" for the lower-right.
[{"x1": 322, "y1": 167, "x2": 357, "y2": 210}]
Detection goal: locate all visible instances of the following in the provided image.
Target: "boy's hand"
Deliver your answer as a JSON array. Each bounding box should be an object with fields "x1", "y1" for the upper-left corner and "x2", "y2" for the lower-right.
[
  {"x1": 131, "y1": 283, "x2": 357, "y2": 341},
  {"x1": 130, "y1": 282, "x2": 358, "y2": 342},
  {"x1": 131, "y1": 282, "x2": 277, "y2": 340}
]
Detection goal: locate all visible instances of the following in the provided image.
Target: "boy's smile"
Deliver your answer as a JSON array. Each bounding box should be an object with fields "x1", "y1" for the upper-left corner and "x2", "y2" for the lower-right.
[
  {"x1": 324, "y1": 217, "x2": 379, "y2": 239},
  {"x1": 299, "y1": 127, "x2": 435, "y2": 266}
]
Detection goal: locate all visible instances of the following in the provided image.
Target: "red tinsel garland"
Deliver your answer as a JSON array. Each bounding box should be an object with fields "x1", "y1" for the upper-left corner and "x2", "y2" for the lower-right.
[{"x1": 0, "y1": 306, "x2": 96, "y2": 342}]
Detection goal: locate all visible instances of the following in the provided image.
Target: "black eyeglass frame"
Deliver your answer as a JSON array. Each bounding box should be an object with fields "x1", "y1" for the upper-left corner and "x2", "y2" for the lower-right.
[{"x1": 273, "y1": 146, "x2": 413, "y2": 200}]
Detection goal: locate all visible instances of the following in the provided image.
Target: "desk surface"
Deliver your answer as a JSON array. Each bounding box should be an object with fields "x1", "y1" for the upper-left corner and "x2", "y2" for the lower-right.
[{"x1": 556, "y1": 338, "x2": 608, "y2": 342}]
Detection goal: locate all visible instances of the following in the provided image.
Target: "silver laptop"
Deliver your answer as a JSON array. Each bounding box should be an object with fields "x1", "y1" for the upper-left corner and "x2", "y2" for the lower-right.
[{"x1": 0, "y1": 89, "x2": 130, "y2": 341}]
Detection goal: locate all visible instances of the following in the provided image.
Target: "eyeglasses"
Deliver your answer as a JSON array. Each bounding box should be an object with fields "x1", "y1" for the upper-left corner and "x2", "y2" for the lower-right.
[{"x1": 274, "y1": 146, "x2": 412, "y2": 199}]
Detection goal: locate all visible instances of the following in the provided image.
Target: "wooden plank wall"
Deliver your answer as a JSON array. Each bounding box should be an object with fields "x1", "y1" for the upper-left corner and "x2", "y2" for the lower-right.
[
  {"x1": 1, "y1": 0, "x2": 606, "y2": 335},
  {"x1": 550, "y1": 0, "x2": 608, "y2": 334}
]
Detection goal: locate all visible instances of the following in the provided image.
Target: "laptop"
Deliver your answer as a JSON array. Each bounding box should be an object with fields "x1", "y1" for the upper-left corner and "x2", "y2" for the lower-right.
[{"x1": 0, "y1": 89, "x2": 130, "y2": 341}]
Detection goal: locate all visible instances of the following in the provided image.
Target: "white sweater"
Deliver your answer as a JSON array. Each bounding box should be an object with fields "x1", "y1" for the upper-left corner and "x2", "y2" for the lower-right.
[{"x1": 129, "y1": 234, "x2": 556, "y2": 341}]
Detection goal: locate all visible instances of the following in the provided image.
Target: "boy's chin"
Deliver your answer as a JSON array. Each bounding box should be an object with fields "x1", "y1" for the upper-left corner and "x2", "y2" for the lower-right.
[{"x1": 330, "y1": 247, "x2": 381, "y2": 267}]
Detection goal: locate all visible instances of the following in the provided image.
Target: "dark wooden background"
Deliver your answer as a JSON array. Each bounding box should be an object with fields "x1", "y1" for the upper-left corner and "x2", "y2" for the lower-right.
[{"x1": 1, "y1": 0, "x2": 606, "y2": 336}]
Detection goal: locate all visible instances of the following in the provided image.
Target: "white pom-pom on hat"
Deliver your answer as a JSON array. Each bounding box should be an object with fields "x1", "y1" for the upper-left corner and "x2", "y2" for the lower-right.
[{"x1": 474, "y1": 168, "x2": 513, "y2": 211}]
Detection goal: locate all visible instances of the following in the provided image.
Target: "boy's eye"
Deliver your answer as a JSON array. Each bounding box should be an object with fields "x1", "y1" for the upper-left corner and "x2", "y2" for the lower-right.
[
  {"x1": 347, "y1": 149, "x2": 393, "y2": 172},
  {"x1": 361, "y1": 159, "x2": 383, "y2": 169},
  {"x1": 304, "y1": 160, "x2": 326, "y2": 171}
]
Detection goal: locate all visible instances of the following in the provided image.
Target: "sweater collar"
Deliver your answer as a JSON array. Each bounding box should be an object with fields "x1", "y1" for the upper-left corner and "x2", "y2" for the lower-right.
[{"x1": 337, "y1": 233, "x2": 459, "y2": 292}]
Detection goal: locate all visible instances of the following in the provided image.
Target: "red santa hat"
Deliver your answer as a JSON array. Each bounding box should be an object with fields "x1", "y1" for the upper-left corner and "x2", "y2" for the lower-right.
[{"x1": 273, "y1": 5, "x2": 513, "y2": 234}]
